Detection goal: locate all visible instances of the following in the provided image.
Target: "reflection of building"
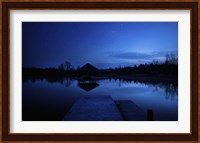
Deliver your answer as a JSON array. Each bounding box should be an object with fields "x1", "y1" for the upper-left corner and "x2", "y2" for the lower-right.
[{"x1": 78, "y1": 82, "x2": 99, "y2": 92}]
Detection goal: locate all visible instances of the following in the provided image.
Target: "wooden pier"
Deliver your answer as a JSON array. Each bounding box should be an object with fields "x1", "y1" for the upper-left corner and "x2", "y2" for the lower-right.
[
  {"x1": 116, "y1": 100, "x2": 146, "y2": 121},
  {"x1": 63, "y1": 96, "x2": 123, "y2": 121},
  {"x1": 63, "y1": 96, "x2": 146, "y2": 121}
]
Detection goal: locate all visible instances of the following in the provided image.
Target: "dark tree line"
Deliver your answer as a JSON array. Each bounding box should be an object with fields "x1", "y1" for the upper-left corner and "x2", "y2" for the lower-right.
[
  {"x1": 102, "y1": 62, "x2": 177, "y2": 76},
  {"x1": 100, "y1": 54, "x2": 178, "y2": 77},
  {"x1": 23, "y1": 54, "x2": 178, "y2": 81}
]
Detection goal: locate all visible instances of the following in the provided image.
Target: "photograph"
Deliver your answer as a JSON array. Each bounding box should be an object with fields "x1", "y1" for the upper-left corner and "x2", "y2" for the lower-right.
[{"x1": 22, "y1": 22, "x2": 178, "y2": 121}]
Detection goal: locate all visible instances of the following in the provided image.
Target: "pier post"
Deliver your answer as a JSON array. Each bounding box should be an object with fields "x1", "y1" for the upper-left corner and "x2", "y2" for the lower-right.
[{"x1": 147, "y1": 109, "x2": 154, "y2": 121}]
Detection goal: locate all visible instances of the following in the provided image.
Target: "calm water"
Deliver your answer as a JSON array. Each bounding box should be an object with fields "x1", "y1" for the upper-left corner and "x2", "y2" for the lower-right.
[{"x1": 22, "y1": 78, "x2": 178, "y2": 121}]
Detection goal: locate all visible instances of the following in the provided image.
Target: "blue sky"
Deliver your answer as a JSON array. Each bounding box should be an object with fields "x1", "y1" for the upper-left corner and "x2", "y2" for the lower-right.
[{"x1": 22, "y1": 22, "x2": 178, "y2": 69}]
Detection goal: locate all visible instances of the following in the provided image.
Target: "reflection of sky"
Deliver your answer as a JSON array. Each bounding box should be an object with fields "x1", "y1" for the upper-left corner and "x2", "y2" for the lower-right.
[
  {"x1": 23, "y1": 79, "x2": 178, "y2": 121},
  {"x1": 22, "y1": 22, "x2": 178, "y2": 69}
]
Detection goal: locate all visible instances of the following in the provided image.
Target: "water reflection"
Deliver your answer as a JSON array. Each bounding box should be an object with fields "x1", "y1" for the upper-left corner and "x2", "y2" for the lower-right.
[
  {"x1": 78, "y1": 82, "x2": 100, "y2": 92},
  {"x1": 77, "y1": 77, "x2": 100, "y2": 92},
  {"x1": 22, "y1": 76, "x2": 178, "y2": 121},
  {"x1": 23, "y1": 76, "x2": 178, "y2": 99},
  {"x1": 65, "y1": 78, "x2": 74, "y2": 87}
]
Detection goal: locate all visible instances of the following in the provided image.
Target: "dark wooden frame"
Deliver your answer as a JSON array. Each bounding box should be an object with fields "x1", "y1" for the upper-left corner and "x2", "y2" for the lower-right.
[{"x1": 2, "y1": 2, "x2": 198, "y2": 141}]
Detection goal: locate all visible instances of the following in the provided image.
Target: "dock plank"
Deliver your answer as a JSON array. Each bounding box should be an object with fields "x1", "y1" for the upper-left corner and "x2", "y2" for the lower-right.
[
  {"x1": 116, "y1": 100, "x2": 146, "y2": 121},
  {"x1": 63, "y1": 96, "x2": 123, "y2": 121}
]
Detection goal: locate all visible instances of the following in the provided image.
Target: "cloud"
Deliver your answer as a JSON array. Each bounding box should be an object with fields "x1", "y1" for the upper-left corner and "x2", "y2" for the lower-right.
[
  {"x1": 153, "y1": 50, "x2": 178, "y2": 57},
  {"x1": 90, "y1": 50, "x2": 178, "y2": 68},
  {"x1": 113, "y1": 52, "x2": 151, "y2": 60},
  {"x1": 113, "y1": 50, "x2": 178, "y2": 60}
]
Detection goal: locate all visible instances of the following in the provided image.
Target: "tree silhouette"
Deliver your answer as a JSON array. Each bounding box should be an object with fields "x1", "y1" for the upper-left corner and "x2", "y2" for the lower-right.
[
  {"x1": 58, "y1": 64, "x2": 64, "y2": 70},
  {"x1": 165, "y1": 54, "x2": 178, "y2": 65},
  {"x1": 64, "y1": 61, "x2": 73, "y2": 70},
  {"x1": 58, "y1": 61, "x2": 74, "y2": 71}
]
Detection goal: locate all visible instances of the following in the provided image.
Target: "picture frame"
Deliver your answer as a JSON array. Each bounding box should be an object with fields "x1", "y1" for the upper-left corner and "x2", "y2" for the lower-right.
[{"x1": 1, "y1": 1, "x2": 198, "y2": 142}]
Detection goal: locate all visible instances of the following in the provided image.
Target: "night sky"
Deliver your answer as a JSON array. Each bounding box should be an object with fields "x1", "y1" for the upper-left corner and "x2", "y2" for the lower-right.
[{"x1": 22, "y1": 22, "x2": 178, "y2": 69}]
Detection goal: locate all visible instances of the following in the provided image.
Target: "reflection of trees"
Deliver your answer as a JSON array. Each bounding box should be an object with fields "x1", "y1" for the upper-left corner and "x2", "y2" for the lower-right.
[
  {"x1": 23, "y1": 74, "x2": 177, "y2": 100},
  {"x1": 45, "y1": 77, "x2": 64, "y2": 84},
  {"x1": 23, "y1": 76, "x2": 74, "y2": 87},
  {"x1": 45, "y1": 78, "x2": 74, "y2": 87},
  {"x1": 164, "y1": 83, "x2": 178, "y2": 100},
  {"x1": 65, "y1": 78, "x2": 74, "y2": 87},
  {"x1": 146, "y1": 82, "x2": 177, "y2": 100},
  {"x1": 111, "y1": 76, "x2": 178, "y2": 100},
  {"x1": 23, "y1": 76, "x2": 44, "y2": 83}
]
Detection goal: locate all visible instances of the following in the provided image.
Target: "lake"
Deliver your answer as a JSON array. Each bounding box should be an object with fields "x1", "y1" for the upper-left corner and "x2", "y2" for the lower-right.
[{"x1": 22, "y1": 78, "x2": 178, "y2": 121}]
